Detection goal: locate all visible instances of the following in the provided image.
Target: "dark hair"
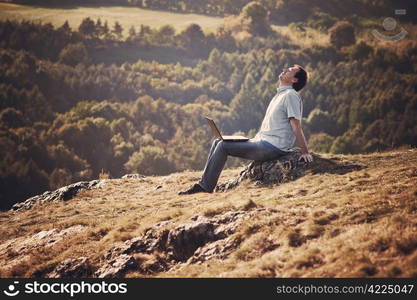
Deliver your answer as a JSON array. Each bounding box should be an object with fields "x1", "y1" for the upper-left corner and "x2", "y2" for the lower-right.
[{"x1": 292, "y1": 64, "x2": 308, "y2": 91}]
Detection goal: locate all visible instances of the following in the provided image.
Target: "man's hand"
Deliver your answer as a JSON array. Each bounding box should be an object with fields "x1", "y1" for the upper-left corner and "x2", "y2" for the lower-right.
[
  {"x1": 289, "y1": 118, "x2": 312, "y2": 162},
  {"x1": 299, "y1": 153, "x2": 313, "y2": 163}
]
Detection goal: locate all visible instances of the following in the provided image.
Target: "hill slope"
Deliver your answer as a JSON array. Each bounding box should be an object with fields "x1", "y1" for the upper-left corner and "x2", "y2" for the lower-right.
[{"x1": 0, "y1": 148, "x2": 416, "y2": 278}]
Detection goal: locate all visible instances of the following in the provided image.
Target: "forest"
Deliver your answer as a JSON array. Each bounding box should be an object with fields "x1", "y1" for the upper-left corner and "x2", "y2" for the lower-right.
[{"x1": 1, "y1": 0, "x2": 416, "y2": 209}]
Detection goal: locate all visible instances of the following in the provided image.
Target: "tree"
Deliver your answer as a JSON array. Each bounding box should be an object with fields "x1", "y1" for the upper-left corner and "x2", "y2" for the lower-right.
[
  {"x1": 57, "y1": 21, "x2": 71, "y2": 37},
  {"x1": 112, "y1": 21, "x2": 124, "y2": 40},
  {"x1": 0, "y1": 107, "x2": 27, "y2": 128},
  {"x1": 157, "y1": 25, "x2": 175, "y2": 44},
  {"x1": 329, "y1": 135, "x2": 350, "y2": 154},
  {"x1": 78, "y1": 17, "x2": 96, "y2": 38},
  {"x1": 306, "y1": 108, "x2": 335, "y2": 135},
  {"x1": 139, "y1": 24, "x2": 152, "y2": 37},
  {"x1": 95, "y1": 18, "x2": 105, "y2": 38},
  {"x1": 230, "y1": 73, "x2": 264, "y2": 132},
  {"x1": 0, "y1": 158, "x2": 49, "y2": 210},
  {"x1": 329, "y1": 21, "x2": 356, "y2": 49},
  {"x1": 349, "y1": 41, "x2": 373, "y2": 60},
  {"x1": 49, "y1": 168, "x2": 72, "y2": 190},
  {"x1": 214, "y1": 26, "x2": 236, "y2": 52},
  {"x1": 241, "y1": 1, "x2": 271, "y2": 36},
  {"x1": 330, "y1": 124, "x2": 364, "y2": 154},
  {"x1": 128, "y1": 25, "x2": 137, "y2": 41},
  {"x1": 207, "y1": 48, "x2": 230, "y2": 82},
  {"x1": 124, "y1": 145, "x2": 174, "y2": 175},
  {"x1": 306, "y1": 11, "x2": 337, "y2": 31},
  {"x1": 58, "y1": 42, "x2": 90, "y2": 66},
  {"x1": 103, "y1": 20, "x2": 110, "y2": 39},
  {"x1": 179, "y1": 23, "x2": 207, "y2": 58},
  {"x1": 308, "y1": 132, "x2": 334, "y2": 153}
]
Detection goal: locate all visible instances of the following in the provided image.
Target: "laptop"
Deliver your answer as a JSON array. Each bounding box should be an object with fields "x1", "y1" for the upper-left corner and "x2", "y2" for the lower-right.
[{"x1": 204, "y1": 116, "x2": 249, "y2": 142}]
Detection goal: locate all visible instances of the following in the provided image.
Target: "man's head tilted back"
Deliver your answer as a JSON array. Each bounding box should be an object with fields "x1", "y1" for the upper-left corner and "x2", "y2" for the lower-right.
[
  {"x1": 292, "y1": 64, "x2": 308, "y2": 91},
  {"x1": 278, "y1": 64, "x2": 308, "y2": 91}
]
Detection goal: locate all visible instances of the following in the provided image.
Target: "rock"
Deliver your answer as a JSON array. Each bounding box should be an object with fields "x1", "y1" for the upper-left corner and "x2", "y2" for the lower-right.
[
  {"x1": 166, "y1": 221, "x2": 216, "y2": 262},
  {"x1": 97, "y1": 209, "x2": 263, "y2": 277},
  {"x1": 122, "y1": 174, "x2": 146, "y2": 179},
  {"x1": 47, "y1": 257, "x2": 92, "y2": 278},
  {"x1": 163, "y1": 210, "x2": 260, "y2": 262},
  {"x1": 12, "y1": 180, "x2": 107, "y2": 211},
  {"x1": 187, "y1": 236, "x2": 242, "y2": 264},
  {"x1": 0, "y1": 225, "x2": 85, "y2": 255},
  {"x1": 0, "y1": 225, "x2": 86, "y2": 271},
  {"x1": 103, "y1": 229, "x2": 170, "y2": 262},
  {"x1": 215, "y1": 149, "x2": 364, "y2": 192},
  {"x1": 95, "y1": 254, "x2": 138, "y2": 278}
]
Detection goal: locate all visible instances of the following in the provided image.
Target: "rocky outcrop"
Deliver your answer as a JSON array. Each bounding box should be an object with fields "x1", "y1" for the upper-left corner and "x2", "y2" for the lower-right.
[
  {"x1": 0, "y1": 225, "x2": 85, "y2": 255},
  {"x1": 12, "y1": 180, "x2": 107, "y2": 211},
  {"x1": 0, "y1": 225, "x2": 86, "y2": 272},
  {"x1": 187, "y1": 235, "x2": 242, "y2": 264},
  {"x1": 95, "y1": 209, "x2": 264, "y2": 278},
  {"x1": 95, "y1": 254, "x2": 138, "y2": 278},
  {"x1": 215, "y1": 150, "x2": 364, "y2": 192},
  {"x1": 47, "y1": 257, "x2": 92, "y2": 278},
  {"x1": 121, "y1": 174, "x2": 146, "y2": 179}
]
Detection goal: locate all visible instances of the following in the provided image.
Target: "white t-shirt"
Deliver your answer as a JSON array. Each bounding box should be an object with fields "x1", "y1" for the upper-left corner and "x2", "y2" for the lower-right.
[{"x1": 254, "y1": 85, "x2": 303, "y2": 151}]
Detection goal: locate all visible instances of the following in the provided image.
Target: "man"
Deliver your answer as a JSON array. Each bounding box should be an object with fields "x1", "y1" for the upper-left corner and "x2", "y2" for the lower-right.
[{"x1": 179, "y1": 64, "x2": 313, "y2": 195}]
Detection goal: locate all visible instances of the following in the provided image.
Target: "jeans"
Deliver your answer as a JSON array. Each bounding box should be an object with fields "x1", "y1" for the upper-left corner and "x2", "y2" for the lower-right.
[{"x1": 198, "y1": 138, "x2": 289, "y2": 192}]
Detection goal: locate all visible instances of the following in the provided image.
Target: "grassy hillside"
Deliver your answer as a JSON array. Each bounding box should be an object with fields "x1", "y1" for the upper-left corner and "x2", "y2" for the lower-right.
[
  {"x1": 0, "y1": 147, "x2": 416, "y2": 278},
  {"x1": 0, "y1": 3, "x2": 223, "y2": 34}
]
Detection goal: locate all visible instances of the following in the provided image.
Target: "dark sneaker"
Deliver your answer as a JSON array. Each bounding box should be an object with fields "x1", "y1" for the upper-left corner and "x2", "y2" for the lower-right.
[{"x1": 178, "y1": 183, "x2": 209, "y2": 195}]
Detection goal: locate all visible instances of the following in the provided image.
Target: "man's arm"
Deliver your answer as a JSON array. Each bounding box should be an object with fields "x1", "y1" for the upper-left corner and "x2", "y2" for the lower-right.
[{"x1": 289, "y1": 117, "x2": 313, "y2": 162}]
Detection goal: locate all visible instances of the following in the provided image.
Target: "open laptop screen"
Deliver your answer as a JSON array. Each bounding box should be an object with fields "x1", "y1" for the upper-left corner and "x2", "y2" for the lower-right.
[
  {"x1": 204, "y1": 116, "x2": 249, "y2": 142},
  {"x1": 204, "y1": 116, "x2": 222, "y2": 139}
]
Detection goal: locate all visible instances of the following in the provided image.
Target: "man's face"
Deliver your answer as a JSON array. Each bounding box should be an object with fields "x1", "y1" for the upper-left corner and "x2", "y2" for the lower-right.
[{"x1": 278, "y1": 66, "x2": 300, "y2": 84}]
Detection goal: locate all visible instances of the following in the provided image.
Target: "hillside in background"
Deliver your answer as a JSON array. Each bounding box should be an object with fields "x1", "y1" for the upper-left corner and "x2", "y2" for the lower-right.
[
  {"x1": 0, "y1": 2, "x2": 224, "y2": 35},
  {"x1": 0, "y1": 148, "x2": 416, "y2": 278},
  {"x1": 0, "y1": 1, "x2": 416, "y2": 211},
  {"x1": 6, "y1": 0, "x2": 417, "y2": 23}
]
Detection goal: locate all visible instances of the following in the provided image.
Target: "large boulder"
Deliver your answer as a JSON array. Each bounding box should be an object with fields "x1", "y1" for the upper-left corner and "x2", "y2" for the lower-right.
[{"x1": 215, "y1": 150, "x2": 364, "y2": 192}]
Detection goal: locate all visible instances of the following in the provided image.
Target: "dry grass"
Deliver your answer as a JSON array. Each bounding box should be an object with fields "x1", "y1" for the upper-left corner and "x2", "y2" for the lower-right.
[
  {"x1": 99, "y1": 169, "x2": 111, "y2": 180},
  {"x1": 0, "y1": 3, "x2": 223, "y2": 35},
  {"x1": 0, "y1": 147, "x2": 416, "y2": 277},
  {"x1": 272, "y1": 25, "x2": 330, "y2": 48}
]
